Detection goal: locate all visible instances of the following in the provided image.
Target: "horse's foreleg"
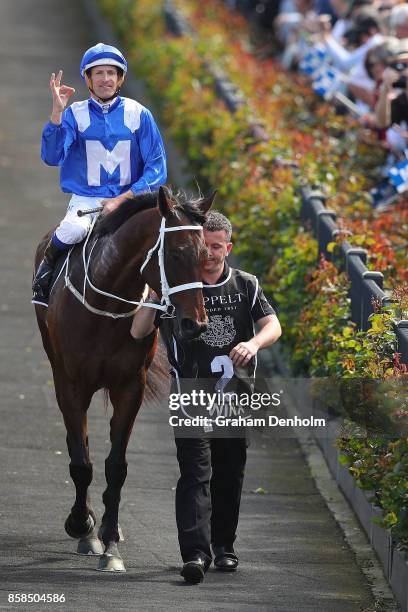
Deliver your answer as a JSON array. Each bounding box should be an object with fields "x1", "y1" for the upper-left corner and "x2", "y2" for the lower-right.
[
  {"x1": 98, "y1": 375, "x2": 146, "y2": 572},
  {"x1": 55, "y1": 381, "x2": 96, "y2": 540}
]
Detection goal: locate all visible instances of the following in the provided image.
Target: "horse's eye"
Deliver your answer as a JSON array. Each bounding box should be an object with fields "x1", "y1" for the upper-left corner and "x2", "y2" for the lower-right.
[{"x1": 170, "y1": 250, "x2": 185, "y2": 263}]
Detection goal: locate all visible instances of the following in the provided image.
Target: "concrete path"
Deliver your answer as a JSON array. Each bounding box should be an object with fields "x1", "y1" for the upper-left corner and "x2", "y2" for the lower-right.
[{"x1": 0, "y1": 1, "x2": 396, "y2": 610}]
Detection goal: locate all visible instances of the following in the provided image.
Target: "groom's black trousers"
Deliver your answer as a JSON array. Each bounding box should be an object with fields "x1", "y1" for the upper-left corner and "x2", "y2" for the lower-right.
[{"x1": 174, "y1": 436, "x2": 247, "y2": 564}]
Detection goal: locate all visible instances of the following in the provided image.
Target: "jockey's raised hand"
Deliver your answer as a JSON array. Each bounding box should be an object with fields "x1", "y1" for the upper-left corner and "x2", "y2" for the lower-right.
[
  {"x1": 34, "y1": 43, "x2": 167, "y2": 307},
  {"x1": 50, "y1": 70, "x2": 75, "y2": 125}
]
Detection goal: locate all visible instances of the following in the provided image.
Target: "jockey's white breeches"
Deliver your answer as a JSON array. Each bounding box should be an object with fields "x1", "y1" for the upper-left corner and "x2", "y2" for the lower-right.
[{"x1": 54, "y1": 195, "x2": 102, "y2": 245}]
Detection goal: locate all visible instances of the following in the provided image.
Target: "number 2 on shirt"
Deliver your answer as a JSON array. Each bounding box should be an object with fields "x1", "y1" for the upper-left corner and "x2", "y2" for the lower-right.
[{"x1": 211, "y1": 355, "x2": 234, "y2": 394}]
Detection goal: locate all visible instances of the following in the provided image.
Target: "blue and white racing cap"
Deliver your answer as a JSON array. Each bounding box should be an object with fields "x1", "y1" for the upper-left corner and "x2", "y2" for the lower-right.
[{"x1": 80, "y1": 43, "x2": 128, "y2": 80}]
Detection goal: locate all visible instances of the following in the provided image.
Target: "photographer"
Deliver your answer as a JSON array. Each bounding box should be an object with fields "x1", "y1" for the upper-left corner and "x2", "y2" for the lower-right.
[
  {"x1": 366, "y1": 42, "x2": 408, "y2": 207},
  {"x1": 349, "y1": 37, "x2": 399, "y2": 121},
  {"x1": 375, "y1": 44, "x2": 408, "y2": 134}
]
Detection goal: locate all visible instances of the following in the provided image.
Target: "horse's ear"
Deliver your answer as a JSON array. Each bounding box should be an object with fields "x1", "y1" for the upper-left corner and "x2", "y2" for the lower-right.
[
  {"x1": 200, "y1": 190, "x2": 217, "y2": 214},
  {"x1": 158, "y1": 185, "x2": 174, "y2": 219}
]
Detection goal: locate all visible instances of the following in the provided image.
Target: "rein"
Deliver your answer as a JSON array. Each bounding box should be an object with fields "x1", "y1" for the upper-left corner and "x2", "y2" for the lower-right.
[{"x1": 64, "y1": 216, "x2": 203, "y2": 319}]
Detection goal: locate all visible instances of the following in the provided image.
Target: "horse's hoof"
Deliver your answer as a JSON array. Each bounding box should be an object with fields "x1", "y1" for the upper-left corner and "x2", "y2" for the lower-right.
[
  {"x1": 65, "y1": 513, "x2": 95, "y2": 539},
  {"x1": 77, "y1": 529, "x2": 104, "y2": 555},
  {"x1": 97, "y1": 554, "x2": 126, "y2": 572}
]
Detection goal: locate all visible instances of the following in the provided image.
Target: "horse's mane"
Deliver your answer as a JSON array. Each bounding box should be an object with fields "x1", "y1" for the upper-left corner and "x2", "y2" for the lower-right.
[
  {"x1": 94, "y1": 192, "x2": 158, "y2": 236},
  {"x1": 94, "y1": 189, "x2": 207, "y2": 237}
]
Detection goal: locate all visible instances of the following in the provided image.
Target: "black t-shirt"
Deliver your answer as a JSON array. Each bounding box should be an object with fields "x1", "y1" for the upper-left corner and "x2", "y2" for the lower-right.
[
  {"x1": 157, "y1": 263, "x2": 275, "y2": 384},
  {"x1": 391, "y1": 92, "x2": 408, "y2": 125}
]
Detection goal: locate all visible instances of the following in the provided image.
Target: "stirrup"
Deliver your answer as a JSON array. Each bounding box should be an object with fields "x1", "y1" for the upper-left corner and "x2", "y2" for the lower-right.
[
  {"x1": 32, "y1": 271, "x2": 52, "y2": 306},
  {"x1": 32, "y1": 288, "x2": 49, "y2": 308}
]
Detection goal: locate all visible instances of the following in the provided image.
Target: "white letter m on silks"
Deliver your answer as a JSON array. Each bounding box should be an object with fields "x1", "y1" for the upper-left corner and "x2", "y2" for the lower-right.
[{"x1": 86, "y1": 140, "x2": 131, "y2": 186}]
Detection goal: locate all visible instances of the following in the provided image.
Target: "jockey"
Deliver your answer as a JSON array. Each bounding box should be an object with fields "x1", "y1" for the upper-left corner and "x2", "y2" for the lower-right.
[{"x1": 32, "y1": 42, "x2": 167, "y2": 306}]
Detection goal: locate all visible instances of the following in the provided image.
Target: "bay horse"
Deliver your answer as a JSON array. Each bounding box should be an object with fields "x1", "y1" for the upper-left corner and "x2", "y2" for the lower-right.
[{"x1": 34, "y1": 186, "x2": 214, "y2": 572}]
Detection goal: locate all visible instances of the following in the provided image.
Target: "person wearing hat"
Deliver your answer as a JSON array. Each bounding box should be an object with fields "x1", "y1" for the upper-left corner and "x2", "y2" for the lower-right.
[{"x1": 32, "y1": 43, "x2": 167, "y2": 306}]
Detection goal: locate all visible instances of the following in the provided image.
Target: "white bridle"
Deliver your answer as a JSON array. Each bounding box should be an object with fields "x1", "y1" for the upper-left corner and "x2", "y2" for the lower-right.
[{"x1": 64, "y1": 216, "x2": 204, "y2": 319}]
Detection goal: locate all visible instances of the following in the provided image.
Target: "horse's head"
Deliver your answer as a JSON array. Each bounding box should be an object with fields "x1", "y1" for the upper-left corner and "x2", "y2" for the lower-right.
[{"x1": 146, "y1": 186, "x2": 216, "y2": 341}]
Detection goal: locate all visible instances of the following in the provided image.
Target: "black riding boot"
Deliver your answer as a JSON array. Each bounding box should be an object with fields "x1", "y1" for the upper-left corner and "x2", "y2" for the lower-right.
[{"x1": 32, "y1": 239, "x2": 62, "y2": 306}]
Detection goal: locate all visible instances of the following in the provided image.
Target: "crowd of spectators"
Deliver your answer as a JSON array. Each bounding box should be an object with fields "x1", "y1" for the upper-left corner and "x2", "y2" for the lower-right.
[{"x1": 226, "y1": 0, "x2": 408, "y2": 208}]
